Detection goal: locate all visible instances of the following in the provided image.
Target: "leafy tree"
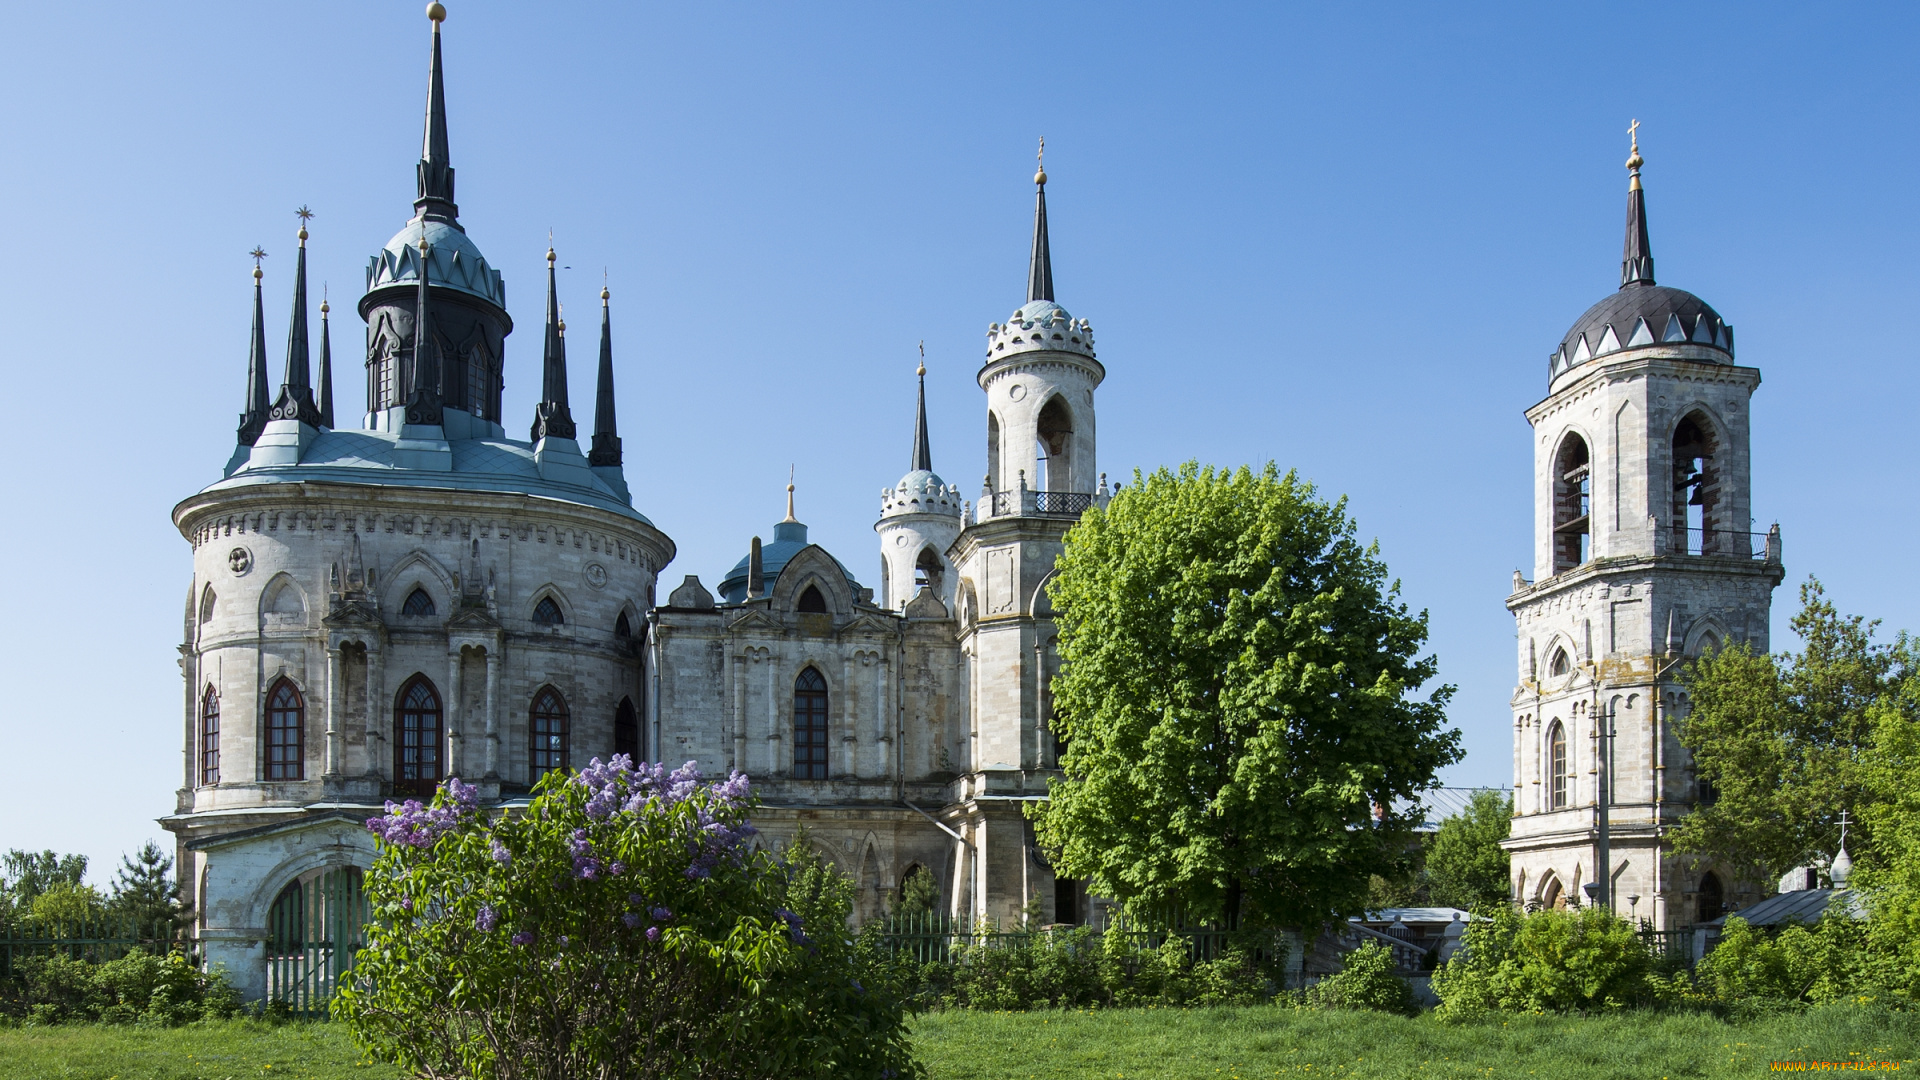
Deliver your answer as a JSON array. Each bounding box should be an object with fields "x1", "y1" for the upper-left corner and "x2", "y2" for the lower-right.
[
  {"x1": 1426, "y1": 790, "x2": 1513, "y2": 912},
  {"x1": 337, "y1": 762, "x2": 922, "y2": 1080},
  {"x1": 107, "y1": 842, "x2": 188, "y2": 934},
  {"x1": 1031, "y1": 463, "x2": 1460, "y2": 931},
  {"x1": 29, "y1": 883, "x2": 106, "y2": 927},
  {"x1": 1676, "y1": 579, "x2": 1914, "y2": 881},
  {"x1": 894, "y1": 865, "x2": 938, "y2": 918},
  {"x1": 1, "y1": 850, "x2": 88, "y2": 926},
  {"x1": 1304, "y1": 941, "x2": 1415, "y2": 1014},
  {"x1": 1430, "y1": 905, "x2": 1662, "y2": 1016}
]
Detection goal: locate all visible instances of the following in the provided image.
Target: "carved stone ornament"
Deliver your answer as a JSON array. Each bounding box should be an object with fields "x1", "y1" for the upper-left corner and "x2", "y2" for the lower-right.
[
  {"x1": 228, "y1": 547, "x2": 253, "y2": 576},
  {"x1": 584, "y1": 562, "x2": 609, "y2": 590}
]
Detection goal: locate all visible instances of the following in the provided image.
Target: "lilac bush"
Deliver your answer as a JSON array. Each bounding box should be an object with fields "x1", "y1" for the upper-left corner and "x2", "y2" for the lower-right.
[{"x1": 336, "y1": 759, "x2": 921, "y2": 1080}]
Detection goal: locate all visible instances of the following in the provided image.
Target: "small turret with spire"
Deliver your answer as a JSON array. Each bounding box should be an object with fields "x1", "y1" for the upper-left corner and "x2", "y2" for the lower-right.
[
  {"x1": 589, "y1": 283, "x2": 621, "y2": 467},
  {"x1": 531, "y1": 244, "x2": 577, "y2": 442},
  {"x1": 1622, "y1": 119, "x2": 1654, "y2": 288},
  {"x1": 317, "y1": 287, "x2": 334, "y2": 429},
  {"x1": 1029, "y1": 137, "x2": 1053, "y2": 303},
  {"x1": 271, "y1": 208, "x2": 324, "y2": 427},
  {"x1": 237, "y1": 248, "x2": 271, "y2": 446},
  {"x1": 416, "y1": 1, "x2": 457, "y2": 224}
]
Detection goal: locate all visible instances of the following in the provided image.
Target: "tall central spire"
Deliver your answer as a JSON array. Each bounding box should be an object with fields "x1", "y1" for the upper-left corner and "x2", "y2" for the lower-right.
[
  {"x1": 911, "y1": 353, "x2": 933, "y2": 473},
  {"x1": 1028, "y1": 137, "x2": 1054, "y2": 303},
  {"x1": 588, "y1": 285, "x2": 621, "y2": 466},
  {"x1": 531, "y1": 245, "x2": 577, "y2": 441},
  {"x1": 1621, "y1": 119, "x2": 1654, "y2": 288},
  {"x1": 415, "y1": 2, "x2": 457, "y2": 223},
  {"x1": 238, "y1": 252, "x2": 271, "y2": 445},
  {"x1": 271, "y1": 211, "x2": 323, "y2": 427}
]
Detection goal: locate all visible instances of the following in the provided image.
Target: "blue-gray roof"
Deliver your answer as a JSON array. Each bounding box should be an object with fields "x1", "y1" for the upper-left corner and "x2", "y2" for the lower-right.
[
  {"x1": 365, "y1": 218, "x2": 506, "y2": 309},
  {"x1": 717, "y1": 520, "x2": 859, "y2": 603},
  {"x1": 205, "y1": 428, "x2": 649, "y2": 524}
]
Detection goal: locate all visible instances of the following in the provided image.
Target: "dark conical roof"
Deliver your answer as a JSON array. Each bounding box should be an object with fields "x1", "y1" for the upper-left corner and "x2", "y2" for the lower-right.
[
  {"x1": 531, "y1": 249, "x2": 576, "y2": 441},
  {"x1": 589, "y1": 288, "x2": 621, "y2": 466},
  {"x1": 238, "y1": 262, "x2": 270, "y2": 445},
  {"x1": 415, "y1": 11, "x2": 457, "y2": 222}
]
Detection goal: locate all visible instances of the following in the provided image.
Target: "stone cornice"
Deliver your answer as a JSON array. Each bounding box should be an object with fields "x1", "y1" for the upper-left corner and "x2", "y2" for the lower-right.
[{"x1": 1529, "y1": 352, "x2": 1761, "y2": 424}]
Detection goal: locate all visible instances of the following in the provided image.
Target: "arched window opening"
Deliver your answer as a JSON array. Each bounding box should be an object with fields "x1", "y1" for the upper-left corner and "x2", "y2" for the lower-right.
[
  {"x1": 1036, "y1": 396, "x2": 1074, "y2": 492},
  {"x1": 797, "y1": 584, "x2": 828, "y2": 614},
  {"x1": 268, "y1": 880, "x2": 305, "y2": 959},
  {"x1": 395, "y1": 676, "x2": 443, "y2": 797},
  {"x1": 615, "y1": 696, "x2": 641, "y2": 763},
  {"x1": 464, "y1": 343, "x2": 494, "y2": 421},
  {"x1": 1695, "y1": 631, "x2": 1720, "y2": 657},
  {"x1": 1672, "y1": 412, "x2": 1722, "y2": 554},
  {"x1": 265, "y1": 582, "x2": 304, "y2": 616},
  {"x1": 1697, "y1": 872, "x2": 1724, "y2": 924},
  {"x1": 532, "y1": 597, "x2": 565, "y2": 626},
  {"x1": 529, "y1": 687, "x2": 570, "y2": 781},
  {"x1": 1547, "y1": 721, "x2": 1568, "y2": 810},
  {"x1": 913, "y1": 548, "x2": 944, "y2": 595},
  {"x1": 370, "y1": 337, "x2": 399, "y2": 411},
  {"x1": 1551, "y1": 432, "x2": 1591, "y2": 573},
  {"x1": 986, "y1": 412, "x2": 1002, "y2": 493},
  {"x1": 793, "y1": 668, "x2": 829, "y2": 780},
  {"x1": 265, "y1": 679, "x2": 305, "y2": 781},
  {"x1": 402, "y1": 588, "x2": 436, "y2": 617},
  {"x1": 896, "y1": 864, "x2": 937, "y2": 917},
  {"x1": 199, "y1": 686, "x2": 220, "y2": 786},
  {"x1": 199, "y1": 586, "x2": 216, "y2": 625},
  {"x1": 1548, "y1": 648, "x2": 1571, "y2": 677},
  {"x1": 614, "y1": 611, "x2": 632, "y2": 639},
  {"x1": 1541, "y1": 876, "x2": 1566, "y2": 911},
  {"x1": 1055, "y1": 875, "x2": 1080, "y2": 926}
]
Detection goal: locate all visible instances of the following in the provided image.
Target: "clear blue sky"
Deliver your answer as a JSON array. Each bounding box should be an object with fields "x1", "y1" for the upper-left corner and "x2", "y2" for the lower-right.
[{"x1": 1, "y1": 2, "x2": 1914, "y2": 884}]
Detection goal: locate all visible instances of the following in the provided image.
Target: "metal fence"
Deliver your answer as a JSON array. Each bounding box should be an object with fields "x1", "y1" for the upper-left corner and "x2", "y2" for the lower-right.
[
  {"x1": 1671, "y1": 527, "x2": 1773, "y2": 560},
  {"x1": 0, "y1": 918, "x2": 181, "y2": 980},
  {"x1": 266, "y1": 867, "x2": 370, "y2": 1018},
  {"x1": 987, "y1": 490, "x2": 1095, "y2": 519}
]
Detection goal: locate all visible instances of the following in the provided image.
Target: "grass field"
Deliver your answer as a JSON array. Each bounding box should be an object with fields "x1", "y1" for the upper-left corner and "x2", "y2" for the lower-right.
[{"x1": 0, "y1": 1005, "x2": 1912, "y2": 1079}]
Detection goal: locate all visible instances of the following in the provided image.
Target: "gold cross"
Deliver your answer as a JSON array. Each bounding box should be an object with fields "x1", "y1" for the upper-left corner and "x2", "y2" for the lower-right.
[
  {"x1": 250, "y1": 246, "x2": 268, "y2": 267},
  {"x1": 295, "y1": 205, "x2": 314, "y2": 224},
  {"x1": 1628, "y1": 118, "x2": 1640, "y2": 152},
  {"x1": 1037, "y1": 136, "x2": 1045, "y2": 168}
]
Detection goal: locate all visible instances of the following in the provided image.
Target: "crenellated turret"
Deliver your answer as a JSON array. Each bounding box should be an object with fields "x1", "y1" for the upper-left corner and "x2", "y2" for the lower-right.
[{"x1": 877, "y1": 358, "x2": 962, "y2": 611}]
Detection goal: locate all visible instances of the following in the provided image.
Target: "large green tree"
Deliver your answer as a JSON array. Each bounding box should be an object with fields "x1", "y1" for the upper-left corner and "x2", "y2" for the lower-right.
[
  {"x1": 1030, "y1": 463, "x2": 1460, "y2": 930},
  {"x1": 1675, "y1": 579, "x2": 1914, "y2": 881},
  {"x1": 1425, "y1": 789, "x2": 1513, "y2": 912}
]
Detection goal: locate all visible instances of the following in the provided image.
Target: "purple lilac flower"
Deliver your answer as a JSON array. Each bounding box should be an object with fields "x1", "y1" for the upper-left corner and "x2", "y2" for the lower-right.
[
  {"x1": 476, "y1": 905, "x2": 498, "y2": 932},
  {"x1": 650, "y1": 906, "x2": 672, "y2": 922},
  {"x1": 608, "y1": 861, "x2": 626, "y2": 876},
  {"x1": 622, "y1": 913, "x2": 642, "y2": 929},
  {"x1": 628, "y1": 893, "x2": 645, "y2": 906},
  {"x1": 557, "y1": 935, "x2": 569, "y2": 948},
  {"x1": 645, "y1": 926, "x2": 660, "y2": 943},
  {"x1": 490, "y1": 839, "x2": 512, "y2": 866},
  {"x1": 511, "y1": 931, "x2": 535, "y2": 946},
  {"x1": 364, "y1": 777, "x2": 481, "y2": 849}
]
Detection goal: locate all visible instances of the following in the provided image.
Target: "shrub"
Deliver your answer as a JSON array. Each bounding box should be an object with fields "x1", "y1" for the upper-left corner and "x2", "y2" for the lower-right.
[
  {"x1": 0, "y1": 949, "x2": 239, "y2": 1025},
  {"x1": 335, "y1": 762, "x2": 922, "y2": 1080},
  {"x1": 1431, "y1": 905, "x2": 1660, "y2": 1016},
  {"x1": 1305, "y1": 942, "x2": 1415, "y2": 1015},
  {"x1": 896, "y1": 928, "x2": 1275, "y2": 1011}
]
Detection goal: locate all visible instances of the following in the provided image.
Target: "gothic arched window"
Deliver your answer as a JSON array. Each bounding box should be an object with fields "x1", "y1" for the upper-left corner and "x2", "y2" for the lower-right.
[
  {"x1": 395, "y1": 676, "x2": 443, "y2": 797},
  {"x1": 1548, "y1": 648, "x2": 1571, "y2": 677},
  {"x1": 615, "y1": 695, "x2": 641, "y2": 763},
  {"x1": 1552, "y1": 431, "x2": 1591, "y2": 574},
  {"x1": 914, "y1": 548, "x2": 944, "y2": 595},
  {"x1": 199, "y1": 686, "x2": 220, "y2": 786},
  {"x1": 614, "y1": 611, "x2": 632, "y2": 639},
  {"x1": 797, "y1": 585, "x2": 828, "y2": 614},
  {"x1": 532, "y1": 597, "x2": 565, "y2": 626},
  {"x1": 530, "y1": 687, "x2": 569, "y2": 781},
  {"x1": 402, "y1": 588, "x2": 436, "y2": 617},
  {"x1": 986, "y1": 412, "x2": 1002, "y2": 494},
  {"x1": 1547, "y1": 720, "x2": 1568, "y2": 811},
  {"x1": 1697, "y1": 871, "x2": 1724, "y2": 923},
  {"x1": 1672, "y1": 412, "x2": 1722, "y2": 554},
  {"x1": 1541, "y1": 875, "x2": 1566, "y2": 911},
  {"x1": 793, "y1": 668, "x2": 829, "y2": 780},
  {"x1": 199, "y1": 586, "x2": 216, "y2": 625},
  {"x1": 265, "y1": 678, "x2": 305, "y2": 781},
  {"x1": 1036, "y1": 396, "x2": 1074, "y2": 492}
]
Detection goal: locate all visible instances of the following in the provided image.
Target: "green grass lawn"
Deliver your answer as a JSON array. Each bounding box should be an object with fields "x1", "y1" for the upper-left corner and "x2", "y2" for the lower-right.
[{"x1": 0, "y1": 1006, "x2": 1911, "y2": 1079}]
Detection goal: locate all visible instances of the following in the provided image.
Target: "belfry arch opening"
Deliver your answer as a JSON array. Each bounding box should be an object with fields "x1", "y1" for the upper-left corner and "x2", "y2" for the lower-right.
[
  {"x1": 1036, "y1": 396, "x2": 1073, "y2": 491},
  {"x1": 1672, "y1": 412, "x2": 1723, "y2": 554},
  {"x1": 913, "y1": 548, "x2": 944, "y2": 596},
  {"x1": 1551, "y1": 432, "x2": 1591, "y2": 574}
]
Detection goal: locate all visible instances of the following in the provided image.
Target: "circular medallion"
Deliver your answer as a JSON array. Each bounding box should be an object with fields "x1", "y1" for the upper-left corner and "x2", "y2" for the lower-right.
[
  {"x1": 228, "y1": 547, "x2": 253, "y2": 576},
  {"x1": 585, "y1": 563, "x2": 609, "y2": 590},
  {"x1": 894, "y1": 534, "x2": 909, "y2": 546},
  {"x1": 1008, "y1": 383, "x2": 1027, "y2": 401}
]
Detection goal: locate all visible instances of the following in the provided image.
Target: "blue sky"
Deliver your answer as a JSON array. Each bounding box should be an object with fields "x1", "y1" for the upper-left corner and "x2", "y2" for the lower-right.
[{"x1": 1, "y1": 2, "x2": 1914, "y2": 882}]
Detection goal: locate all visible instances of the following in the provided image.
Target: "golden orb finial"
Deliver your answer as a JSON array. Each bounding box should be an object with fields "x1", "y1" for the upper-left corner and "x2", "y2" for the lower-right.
[
  {"x1": 253, "y1": 266, "x2": 262, "y2": 281},
  {"x1": 917, "y1": 362, "x2": 926, "y2": 377},
  {"x1": 600, "y1": 286, "x2": 610, "y2": 302},
  {"x1": 547, "y1": 247, "x2": 556, "y2": 264},
  {"x1": 1034, "y1": 136, "x2": 1047, "y2": 185},
  {"x1": 297, "y1": 227, "x2": 308, "y2": 243},
  {"x1": 1626, "y1": 117, "x2": 1644, "y2": 180},
  {"x1": 426, "y1": 2, "x2": 446, "y2": 25}
]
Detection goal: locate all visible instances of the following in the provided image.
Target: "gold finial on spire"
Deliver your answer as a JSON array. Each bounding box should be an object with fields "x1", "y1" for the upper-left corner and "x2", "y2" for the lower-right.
[
  {"x1": 917, "y1": 340, "x2": 926, "y2": 378},
  {"x1": 250, "y1": 246, "x2": 267, "y2": 280},
  {"x1": 1626, "y1": 118, "x2": 1644, "y2": 188},
  {"x1": 321, "y1": 282, "x2": 330, "y2": 315},
  {"x1": 1034, "y1": 136, "x2": 1047, "y2": 185},
  {"x1": 783, "y1": 465, "x2": 798, "y2": 522},
  {"x1": 426, "y1": 2, "x2": 446, "y2": 25},
  {"x1": 558, "y1": 301, "x2": 565, "y2": 335},
  {"x1": 547, "y1": 229, "x2": 556, "y2": 264},
  {"x1": 602, "y1": 267, "x2": 609, "y2": 303},
  {"x1": 295, "y1": 205, "x2": 313, "y2": 243}
]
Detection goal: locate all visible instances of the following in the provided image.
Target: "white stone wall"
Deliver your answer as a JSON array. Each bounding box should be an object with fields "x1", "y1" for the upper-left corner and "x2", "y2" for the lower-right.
[
  {"x1": 979, "y1": 354, "x2": 1103, "y2": 497},
  {"x1": 875, "y1": 509, "x2": 962, "y2": 613}
]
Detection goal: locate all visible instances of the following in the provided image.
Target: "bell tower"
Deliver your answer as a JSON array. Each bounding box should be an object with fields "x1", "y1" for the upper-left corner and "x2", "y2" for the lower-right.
[{"x1": 1503, "y1": 127, "x2": 1784, "y2": 928}]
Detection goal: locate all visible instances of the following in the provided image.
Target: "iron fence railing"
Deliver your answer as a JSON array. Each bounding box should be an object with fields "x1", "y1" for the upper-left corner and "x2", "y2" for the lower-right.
[
  {"x1": 266, "y1": 867, "x2": 370, "y2": 1018},
  {"x1": 874, "y1": 912, "x2": 1284, "y2": 967},
  {"x1": 986, "y1": 490, "x2": 1095, "y2": 519},
  {"x1": 1640, "y1": 928, "x2": 1696, "y2": 970},
  {"x1": 1670, "y1": 527, "x2": 1773, "y2": 560},
  {"x1": 0, "y1": 918, "x2": 182, "y2": 980}
]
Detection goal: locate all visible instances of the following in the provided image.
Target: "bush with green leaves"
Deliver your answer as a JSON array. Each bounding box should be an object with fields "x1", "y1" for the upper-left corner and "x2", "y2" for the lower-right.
[
  {"x1": 1305, "y1": 941, "x2": 1415, "y2": 1015},
  {"x1": 335, "y1": 761, "x2": 921, "y2": 1080},
  {"x1": 897, "y1": 926, "x2": 1276, "y2": 1010},
  {"x1": 0, "y1": 948, "x2": 239, "y2": 1025},
  {"x1": 1431, "y1": 905, "x2": 1667, "y2": 1016}
]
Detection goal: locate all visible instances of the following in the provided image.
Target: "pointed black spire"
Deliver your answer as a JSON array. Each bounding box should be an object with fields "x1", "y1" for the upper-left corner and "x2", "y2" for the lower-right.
[
  {"x1": 910, "y1": 353, "x2": 932, "y2": 473},
  {"x1": 531, "y1": 246, "x2": 576, "y2": 441},
  {"x1": 1028, "y1": 138, "x2": 1054, "y2": 303},
  {"x1": 588, "y1": 285, "x2": 621, "y2": 466},
  {"x1": 238, "y1": 251, "x2": 271, "y2": 445},
  {"x1": 415, "y1": 3, "x2": 457, "y2": 223},
  {"x1": 405, "y1": 236, "x2": 443, "y2": 425},
  {"x1": 317, "y1": 291, "x2": 334, "y2": 429},
  {"x1": 1621, "y1": 120, "x2": 1654, "y2": 288},
  {"x1": 271, "y1": 212, "x2": 323, "y2": 426}
]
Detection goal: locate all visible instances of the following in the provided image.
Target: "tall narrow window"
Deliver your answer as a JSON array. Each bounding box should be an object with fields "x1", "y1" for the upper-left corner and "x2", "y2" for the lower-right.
[
  {"x1": 268, "y1": 880, "x2": 305, "y2": 959},
  {"x1": 614, "y1": 696, "x2": 641, "y2": 763},
  {"x1": 402, "y1": 588, "x2": 436, "y2": 617},
  {"x1": 793, "y1": 668, "x2": 829, "y2": 780},
  {"x1": 797, "y1": 585, "x2": 828, "y2": 613},
  {"x1": 1036, "y1": 396, "x2": 1074, "y2": 491},
  {"x1": 1547, "y1": 720, "x2": 1568, "y2": 810},
  {"x1": 1542, "y1": 876, "x2": 1566, "y2": 911},
  {"x1": 532, "y1": 597, "x2": 565, "y2": 626},
  {"x1": 986, "y1": 412, "x2": 1002, "y2": 494},
  {"x1": 1551, "y1": 432, "x2": 1591, "y2": 573},
  {"x1": 530, "y1": 687, "x2": 570, "y2": 781},
  {"x1": 1548, "y1": 648, "x2": 1571, "y2": 677},
  {"x1": 395, "y1": 677, "x2": 443, "y2": 797},
  {"x1": 1697, "y1": 872, "x2": 1724, "y2": 923},
  {"x1": 614, "y1": 611, "x2": 633, "y2": 639},
  {"x1": 1672, "y1": 412, "x2": 1722, "y2": 554},
  {"x1": 199, "y1": 586, "x2": 217, "y2": 624},
  {"x1": 265, "y1": 679, "x2": 305, "y2": 781},
  {"x1": 199, "y1": 686, "x2": 220, "y2": 786},
  {"x1": 913, "y1": 548, "x2": 944, "y2": 595}
]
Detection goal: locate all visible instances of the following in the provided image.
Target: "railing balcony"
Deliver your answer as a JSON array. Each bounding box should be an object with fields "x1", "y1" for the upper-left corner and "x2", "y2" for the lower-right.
[
  {"x1": 1668, "y1": 527, "x2": 1778, "y2": 561},
  {"x1": 987, "y1": 489, "x2": 1095, "y2": 519}
]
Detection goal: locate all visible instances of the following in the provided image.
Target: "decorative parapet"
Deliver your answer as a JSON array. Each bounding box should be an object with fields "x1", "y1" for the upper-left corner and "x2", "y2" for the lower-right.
[{"x1": 984, "y1": 300, "x2": 1095, "y2": 362}]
